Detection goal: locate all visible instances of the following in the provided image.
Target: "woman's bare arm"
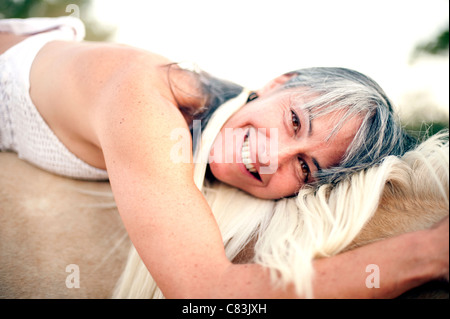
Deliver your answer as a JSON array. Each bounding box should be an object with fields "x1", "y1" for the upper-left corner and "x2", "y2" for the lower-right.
[
  {"x1": 92, "y1": 53, "x2": 230, "y2": 298},
  {"x1": 211, "y1": 217, "x2": 448, "y2": 298},
  {"x1": 311, "y1": 217, "x2": 449, "y2": 298},
  {"x1": 90, "y1": 53, "x2": 448, "y2": 299}
]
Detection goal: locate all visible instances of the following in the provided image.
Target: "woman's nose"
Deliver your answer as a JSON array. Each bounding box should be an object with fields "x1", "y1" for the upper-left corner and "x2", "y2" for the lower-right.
[
  {"x1": 276, "y1": 144, "x2": 300, "y2": 165},
  {"x1": 257, "y1": 131, "x2": 300, "y2": 175},
  {"x1": 254, "y1": 128, "x2": 280, "y2": 175}
]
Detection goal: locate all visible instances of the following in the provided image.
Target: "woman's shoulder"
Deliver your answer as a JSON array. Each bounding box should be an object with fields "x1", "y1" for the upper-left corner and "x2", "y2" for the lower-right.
[
  {"x1": 86, "y1": 42, "x2": 169, "y2": 68},
  {"x1": 72, "y1": 42, "x2": 176, "y2": 111},
  {"x1": 36, "y1": 39, "x2": 171, "y2": 90},
  {"x1": 33, "y1": 39, "x2": 175, "y2": 117},
  {"x1": 62, "y1": 41, "x2": 171, "y2": 85},
  {"x1": 30, "y1": 40, "x2": 179, "y2": 165},
  {"x1": 73, "y1": 42, "x2": 184, "y2": 138},
  {"x1": 79, "y1": 43, "x2": 187, "y2": 140}
]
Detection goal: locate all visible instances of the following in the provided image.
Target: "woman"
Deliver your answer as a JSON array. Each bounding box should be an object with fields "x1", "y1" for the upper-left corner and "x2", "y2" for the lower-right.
[{"x1": 0, "y1": 17, "x2": 448, "y2": 298}]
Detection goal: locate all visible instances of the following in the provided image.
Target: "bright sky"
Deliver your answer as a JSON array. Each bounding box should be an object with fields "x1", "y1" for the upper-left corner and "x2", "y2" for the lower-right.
[{"x1": 92, "y1": 0, "x2": 449, "y2": 119}]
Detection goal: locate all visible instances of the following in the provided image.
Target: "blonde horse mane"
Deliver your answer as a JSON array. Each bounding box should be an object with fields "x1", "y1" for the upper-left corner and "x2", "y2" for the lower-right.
[{"x1": 113, "y1": 94, "x2": 449, "y2": 298}]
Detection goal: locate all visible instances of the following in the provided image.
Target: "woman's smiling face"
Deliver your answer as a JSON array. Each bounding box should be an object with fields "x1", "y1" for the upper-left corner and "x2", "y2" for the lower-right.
[{"x1": 208, "y1": 86, "x2": 362, "y2": 199}]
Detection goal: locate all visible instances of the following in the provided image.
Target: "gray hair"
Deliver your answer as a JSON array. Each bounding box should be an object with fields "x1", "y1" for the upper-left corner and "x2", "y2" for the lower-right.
[{"x1": 282, "y1": 67, "x2": 417, "y2": 186}]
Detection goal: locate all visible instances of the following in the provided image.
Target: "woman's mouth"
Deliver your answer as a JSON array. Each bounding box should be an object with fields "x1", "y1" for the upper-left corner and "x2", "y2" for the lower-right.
[{"x1": 241, "y1": 131, "x2": 262, "y2": 181}]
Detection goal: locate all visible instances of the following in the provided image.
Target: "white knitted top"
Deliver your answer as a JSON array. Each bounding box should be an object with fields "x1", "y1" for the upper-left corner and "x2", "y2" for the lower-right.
[{"x1": 0, "y1": 17, "x2": 108, "y2": 180}]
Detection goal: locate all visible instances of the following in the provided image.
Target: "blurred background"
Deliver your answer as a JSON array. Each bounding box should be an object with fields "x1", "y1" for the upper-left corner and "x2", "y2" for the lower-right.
[{"x1": 1, "y1": 0, "x2": 448, "y2": 137}]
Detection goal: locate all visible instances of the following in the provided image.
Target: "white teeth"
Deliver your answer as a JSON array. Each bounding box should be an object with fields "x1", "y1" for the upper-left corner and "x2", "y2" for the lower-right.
[{"x1": 242, "y1": 134, "x2": 257, "y2": 173}]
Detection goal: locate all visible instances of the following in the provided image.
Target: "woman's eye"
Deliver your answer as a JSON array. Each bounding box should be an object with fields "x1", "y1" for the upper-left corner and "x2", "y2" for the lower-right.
[
  {"x1": 291, "y1": 110, "x2": 300, "y2": 132},
  {"x1": 299, "y1": 158, "x2": 310, "y2": 182}
]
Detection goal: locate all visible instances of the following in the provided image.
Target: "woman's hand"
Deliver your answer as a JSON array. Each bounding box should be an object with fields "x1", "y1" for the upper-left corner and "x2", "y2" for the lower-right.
[
  {"x1": 307, "y1": 216, "x2": 449, "y2": 299},
  {"x1": 426, "y1": 216, "x2": 449, "y2": 281}
]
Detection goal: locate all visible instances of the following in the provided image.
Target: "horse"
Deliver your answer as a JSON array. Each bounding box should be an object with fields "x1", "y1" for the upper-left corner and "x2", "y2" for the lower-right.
[{"x1": 0, "y1": 132, "x2": 448, "y2": 298}]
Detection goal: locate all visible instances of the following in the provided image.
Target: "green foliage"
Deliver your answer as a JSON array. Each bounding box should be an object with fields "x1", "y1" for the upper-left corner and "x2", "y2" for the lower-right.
[
  {"x1": 411, "y1": 25, "x2": 449, "y2": 61},
  {"x1": 407, "y1": 22, "x2": 449, "y2": 137},
  {"x1": 417, "y1": 28, "x2": 449, "y2": 55},
  {"x1": 0, "y1": 0, "x2": 35, "y2": 18},
  {"x1": 404, "y1": 121, "x2": 449, "y2": 141},
  {"x1": 0, "y1": 0, "x2": 114, "y2": 41}
]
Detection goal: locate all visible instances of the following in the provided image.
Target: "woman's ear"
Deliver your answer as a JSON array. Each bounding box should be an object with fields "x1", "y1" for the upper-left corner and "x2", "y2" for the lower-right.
[{"x1": 257, "y1": 72, "x2": 298, "y2": 97}]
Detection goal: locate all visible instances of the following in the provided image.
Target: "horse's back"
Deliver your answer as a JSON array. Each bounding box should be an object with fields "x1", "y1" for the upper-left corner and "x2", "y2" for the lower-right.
[{"x1": 0, "y1": 151, "x2": 130, "y2": 298}]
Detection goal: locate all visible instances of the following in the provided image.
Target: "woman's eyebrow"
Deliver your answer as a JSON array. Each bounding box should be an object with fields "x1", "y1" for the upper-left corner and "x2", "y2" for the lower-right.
[{"x1": 312, "y1": 157, "x2": 321, "y2": 172}]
